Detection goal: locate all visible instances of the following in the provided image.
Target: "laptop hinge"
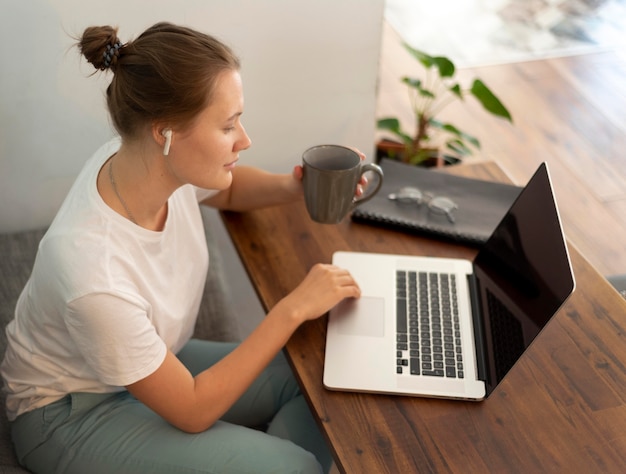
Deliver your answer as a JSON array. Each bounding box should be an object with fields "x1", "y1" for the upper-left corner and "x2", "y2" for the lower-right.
[{"x1": 467, "y1": 274, "x2": 488, "y2": 383}]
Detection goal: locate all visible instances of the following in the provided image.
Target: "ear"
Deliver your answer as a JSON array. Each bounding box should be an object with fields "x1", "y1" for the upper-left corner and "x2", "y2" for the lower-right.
[{"x1": 151, "y1": 124, "x2": 173, "y2": 156}]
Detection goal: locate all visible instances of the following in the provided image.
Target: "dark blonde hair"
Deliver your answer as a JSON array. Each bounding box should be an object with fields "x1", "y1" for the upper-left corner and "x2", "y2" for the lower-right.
[{"x1": 78, "y1": 22, "x2": 240, "y2": 137}]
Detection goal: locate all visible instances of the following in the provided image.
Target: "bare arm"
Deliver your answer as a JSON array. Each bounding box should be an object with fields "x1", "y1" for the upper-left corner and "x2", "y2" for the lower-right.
[
  {"x1": 126, "y1": 263, "x2": 360, "y2": 433},
  {"x1": 202, "y1": 147, "x2": 366, "y2": 211},
  {"x1": 201, "y1": 165, "x2": 304, "y2": 211}
]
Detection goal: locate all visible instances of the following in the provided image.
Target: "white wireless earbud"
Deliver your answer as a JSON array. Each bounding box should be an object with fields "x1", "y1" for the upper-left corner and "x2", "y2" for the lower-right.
[{"x1": 162, "y1": 129, "x2": 172, "y2": 156}]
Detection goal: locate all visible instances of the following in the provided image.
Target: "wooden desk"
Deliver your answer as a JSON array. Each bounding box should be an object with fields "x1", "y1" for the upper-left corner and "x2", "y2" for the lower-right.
[{"x1": 221, "y1": 161, "x2": 626, "y2": 473}]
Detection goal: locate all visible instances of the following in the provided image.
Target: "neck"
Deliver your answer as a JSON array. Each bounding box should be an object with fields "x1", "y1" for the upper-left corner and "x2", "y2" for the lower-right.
[{"x1": 98, "y1": 140, "x2": 176, "y2": 231}]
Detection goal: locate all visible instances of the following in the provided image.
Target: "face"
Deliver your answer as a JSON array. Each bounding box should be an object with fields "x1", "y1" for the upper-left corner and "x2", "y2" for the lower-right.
[{"x1": 165, "y1": 69, "x2": 251, "y2": 190}]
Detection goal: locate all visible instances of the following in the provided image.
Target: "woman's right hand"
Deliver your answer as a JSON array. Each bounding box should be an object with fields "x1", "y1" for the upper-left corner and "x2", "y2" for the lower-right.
[{"x1": 275, "y1": 263, "x2": 361, "y2": 325}]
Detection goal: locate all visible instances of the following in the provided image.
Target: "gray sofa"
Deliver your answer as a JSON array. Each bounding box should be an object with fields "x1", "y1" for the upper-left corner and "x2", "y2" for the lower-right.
[
  {"x1": 0, "y1": 212, "x2": 241, "y2": 473},
  {"x1": 608, "y1": 274, "x2": 626, "y2": 299}
]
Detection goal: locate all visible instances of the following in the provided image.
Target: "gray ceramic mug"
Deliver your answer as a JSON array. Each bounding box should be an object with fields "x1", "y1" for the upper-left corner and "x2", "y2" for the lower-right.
[{"x1": 302, "y1": 145, "x2": 384, "y2": 224}]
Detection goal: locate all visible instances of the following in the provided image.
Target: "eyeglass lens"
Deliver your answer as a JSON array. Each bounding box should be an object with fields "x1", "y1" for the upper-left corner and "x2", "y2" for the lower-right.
[{"x1": 388, "y1": 186, "x2": 457, "y2": 223}]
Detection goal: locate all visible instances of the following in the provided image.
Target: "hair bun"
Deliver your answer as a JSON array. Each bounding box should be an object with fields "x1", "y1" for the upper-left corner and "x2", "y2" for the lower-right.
[{"x1": 79, "y1": 25, "x2": 124, "y2": 71}]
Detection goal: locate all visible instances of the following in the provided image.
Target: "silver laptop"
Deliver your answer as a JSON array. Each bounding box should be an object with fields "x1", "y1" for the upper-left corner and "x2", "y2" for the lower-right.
[{"x1": 324, "y1": 162, "x2": 575, "y2": 400}]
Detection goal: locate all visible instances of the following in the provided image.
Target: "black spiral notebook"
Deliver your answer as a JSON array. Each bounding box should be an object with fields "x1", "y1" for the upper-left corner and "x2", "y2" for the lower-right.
[{"x1": 352, "y1": 158, "x2": 522, "y2": 245}]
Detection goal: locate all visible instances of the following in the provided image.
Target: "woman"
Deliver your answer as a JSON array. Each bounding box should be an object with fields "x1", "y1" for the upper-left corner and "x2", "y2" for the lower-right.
[{"x1": 0, "y1": 22, "x2": 361, "y2": 473}]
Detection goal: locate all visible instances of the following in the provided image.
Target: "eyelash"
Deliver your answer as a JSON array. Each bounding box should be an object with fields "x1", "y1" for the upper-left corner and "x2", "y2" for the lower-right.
[{"x1": 224, "y1": 126, "x2": 236, "y2": 133}]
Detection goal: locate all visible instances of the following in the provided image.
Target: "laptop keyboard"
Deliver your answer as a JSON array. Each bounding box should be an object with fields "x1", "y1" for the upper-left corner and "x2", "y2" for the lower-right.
[{"x1": 396, "y1": 270, "x2": 464, "y2": 379}]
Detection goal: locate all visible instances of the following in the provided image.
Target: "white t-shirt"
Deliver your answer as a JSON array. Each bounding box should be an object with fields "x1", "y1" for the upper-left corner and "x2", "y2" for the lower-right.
[{"x1": 1, "y1": 138, "x2": 218, "y2": 421}]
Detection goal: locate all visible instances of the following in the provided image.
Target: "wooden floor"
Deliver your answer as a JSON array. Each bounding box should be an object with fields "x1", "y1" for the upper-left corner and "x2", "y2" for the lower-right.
[{"x1": 377, "y1": 22, "x2": 626, "y2": 277}]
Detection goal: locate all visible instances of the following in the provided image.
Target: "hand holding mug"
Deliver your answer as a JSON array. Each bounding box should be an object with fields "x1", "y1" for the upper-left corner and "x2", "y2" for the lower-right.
[{"x1": 302, "y1": 145, "x2": 384, "y2": 224}]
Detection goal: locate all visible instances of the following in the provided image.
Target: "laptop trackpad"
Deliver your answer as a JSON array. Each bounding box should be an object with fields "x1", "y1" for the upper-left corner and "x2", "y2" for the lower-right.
[{"x1": 333, "y1": 296, "x2": 385, "y2": 338}]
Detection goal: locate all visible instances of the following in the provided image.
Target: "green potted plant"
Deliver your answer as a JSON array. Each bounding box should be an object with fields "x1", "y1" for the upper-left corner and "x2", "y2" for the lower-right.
[{"x1": 377, "y1": 43, "x2": 513, "y2": 166}]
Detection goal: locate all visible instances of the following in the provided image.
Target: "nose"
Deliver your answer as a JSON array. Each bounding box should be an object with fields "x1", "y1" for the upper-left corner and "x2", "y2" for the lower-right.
[{"x1": 236, "y1": 124, "x2": 252, "y2": 152}]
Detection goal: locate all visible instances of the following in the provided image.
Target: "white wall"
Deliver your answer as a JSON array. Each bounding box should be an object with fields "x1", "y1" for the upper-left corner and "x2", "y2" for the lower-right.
[{"x1": 0, "y1": 0, "x2": 384, "y2": 232}]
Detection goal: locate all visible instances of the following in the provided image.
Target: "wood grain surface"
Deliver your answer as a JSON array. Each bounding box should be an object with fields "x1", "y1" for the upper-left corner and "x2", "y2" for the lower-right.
[{"x1": 221, "y1": 161, "x2": 626, "y2": 473}]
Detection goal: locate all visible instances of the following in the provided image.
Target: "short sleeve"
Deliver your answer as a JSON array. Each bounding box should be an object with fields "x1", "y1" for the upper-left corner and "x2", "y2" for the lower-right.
[
  {"x1": 194, "y1": 186, "x2": 219, "y2": 203},
  {"x1": 66, "y1": 292, "x2": 167, "y2": 387}
]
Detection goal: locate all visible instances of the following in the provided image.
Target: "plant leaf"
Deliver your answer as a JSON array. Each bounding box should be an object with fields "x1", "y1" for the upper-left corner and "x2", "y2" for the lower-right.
[
  {"x1": 431, "y1": 56, "x2": 455, "y2": 78},
  {"x1": 377, "y1": 117, "x2": 401, "y2": 132},
  {"x1": 449, "y1": 83, "x2": 463, "y2": 99},
  {"x1": 401, "y1": 77, "x2": 422, "y2": 89},
  {"x1": 428, "y1": 118, "x2": 446, "y2": 131},
  {"x1": 443, "y1": 124, "x2": 480, "y2": 148},
  {"x1": 402, "y1": 77, "x2": 435, "y2": 99},
  {"x1": 403, "y1": 43, "x2": 435, "y2": 69},
  {"x1": 403, "y1": 43, "x2": 456, "y2": 78},
  {"x1": 446, "y1": 139, "x2": 473, "y2": 156},
  {"x1": 408, "y1": 149, "x2": 433, "y2": 165},
  {"x1": 470, "y1": 79, "x2": 513, "y2": 122},
  {"x1": 377, "y1": 118, "x2": 413, "y2": 145},
  {"x1": 429, "y1": 119, "x2": 481, "y2": 149}
]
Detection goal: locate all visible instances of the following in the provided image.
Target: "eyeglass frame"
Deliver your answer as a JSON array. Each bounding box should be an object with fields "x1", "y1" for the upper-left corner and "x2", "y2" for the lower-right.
[{"x1": 387, "y1": 186, "x2": 458, "y2": 223}]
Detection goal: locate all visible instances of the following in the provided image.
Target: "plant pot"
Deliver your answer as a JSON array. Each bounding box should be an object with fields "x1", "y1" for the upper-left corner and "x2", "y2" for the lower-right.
[{"x1": 375, "y1": 139, "x2": 461, "y2": 167}]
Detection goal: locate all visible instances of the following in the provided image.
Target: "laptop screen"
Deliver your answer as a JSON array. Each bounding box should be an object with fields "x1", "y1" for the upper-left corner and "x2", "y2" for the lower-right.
[{"x1": 472, "y1": 163, "x2": 575, "y2": 396}]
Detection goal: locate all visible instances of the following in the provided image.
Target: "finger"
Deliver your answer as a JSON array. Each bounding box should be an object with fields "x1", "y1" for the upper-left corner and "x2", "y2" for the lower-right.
[
  {"x1": 332, "y1": 269, "x2": 361, "y2": 290},
  {"x1": 292, "y1": 165, "x2": 304, "y2": 181},
  {"x1": 346, "y1": 146, "x2": 366, "y2": 162},
  {"x1": 337, "y1": 280, "x2": 361, "y2": 299}
]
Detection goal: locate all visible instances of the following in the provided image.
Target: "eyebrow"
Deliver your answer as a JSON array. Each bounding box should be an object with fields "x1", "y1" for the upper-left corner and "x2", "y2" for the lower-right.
[{"x1": 226, "y1": 112, "x2": 243, "y2": 122}]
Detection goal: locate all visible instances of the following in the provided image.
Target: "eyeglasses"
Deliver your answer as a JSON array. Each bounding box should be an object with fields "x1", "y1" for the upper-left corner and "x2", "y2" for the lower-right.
[{"x1": 388, "y1": 186, "x2": 458, "y2": 223}]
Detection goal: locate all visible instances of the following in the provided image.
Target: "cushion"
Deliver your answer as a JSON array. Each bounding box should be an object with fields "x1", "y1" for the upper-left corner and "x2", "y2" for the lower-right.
[
  {"x1": 607, "y1": 274, "x2": 626, "y2": 299},
  {"x1": 0, "y1": 229, "x2": 45, "y2": 472},
  {"x1": 196, "y1": 208, "x2": 241, "y2": 341}
]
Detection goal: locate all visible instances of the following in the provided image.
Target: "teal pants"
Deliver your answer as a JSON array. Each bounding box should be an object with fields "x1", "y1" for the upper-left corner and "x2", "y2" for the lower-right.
[{"x1": 10, "y1": 340, "x2": 332, "y2": 473}]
